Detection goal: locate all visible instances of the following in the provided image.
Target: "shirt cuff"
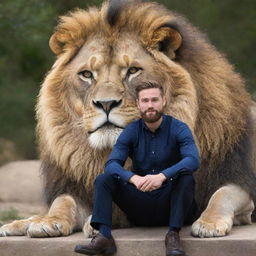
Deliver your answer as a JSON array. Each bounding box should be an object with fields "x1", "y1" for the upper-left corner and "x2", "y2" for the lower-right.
[
  {"x1": 161, "y1": 169, "x2": 176, "y2": 180},
  {"x1": 119, "y1": 171, "x2": 134, "y2": 182}
]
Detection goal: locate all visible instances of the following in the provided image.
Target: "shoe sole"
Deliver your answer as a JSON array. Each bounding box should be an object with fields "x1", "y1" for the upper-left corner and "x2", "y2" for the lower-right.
[
  {"x1": 167, "y1": 250, "x2": 186, "y2": 256},
  {"x1": 75, "y1": 247, "x2": 117, "y2": 255}
]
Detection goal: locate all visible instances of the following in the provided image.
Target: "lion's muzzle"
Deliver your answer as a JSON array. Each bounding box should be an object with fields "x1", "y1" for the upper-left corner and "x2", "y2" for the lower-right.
[{"x1": 93, "y1": 99, "x2": 122, "y2": 115}]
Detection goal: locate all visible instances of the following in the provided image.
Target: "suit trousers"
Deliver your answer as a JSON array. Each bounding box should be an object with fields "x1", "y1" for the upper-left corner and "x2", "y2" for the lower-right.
[{"x1": 90, "y1": 172, "x2": 196, "y2": 230}]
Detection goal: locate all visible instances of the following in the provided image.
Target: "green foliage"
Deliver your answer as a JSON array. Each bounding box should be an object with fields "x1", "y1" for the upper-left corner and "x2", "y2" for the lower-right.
[
  {"x1": 0, "y1": 207, "x2": 22, "y2": 222},
  {"x1": 0, "y1": 0, "x2": 255, "y2": 163},
  {"x1": 0, "y1": 0, "x2": 56, "y2": 160},
  {"x1": 163, "y1": 0, "x2": 256, "y2": 96}
]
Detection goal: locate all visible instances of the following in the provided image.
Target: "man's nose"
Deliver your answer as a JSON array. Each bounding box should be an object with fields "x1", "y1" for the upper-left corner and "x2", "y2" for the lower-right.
[{"x1": 147, "y1": 100, "x2": 154, "y2": 108}]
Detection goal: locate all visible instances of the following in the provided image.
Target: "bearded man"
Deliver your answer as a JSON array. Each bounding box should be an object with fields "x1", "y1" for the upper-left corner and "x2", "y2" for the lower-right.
[{"x1": 75, "y1": 81, "x2": 200, "y2": 256}]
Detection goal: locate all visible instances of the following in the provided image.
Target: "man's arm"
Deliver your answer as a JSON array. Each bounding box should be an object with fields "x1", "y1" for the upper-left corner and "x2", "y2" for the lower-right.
[
  {"x1": 104, "y1": 124, "x2": 135, "y2": 182},
  {"x1": 161, "y1": 122, "x2": 200, "y2": 180}
]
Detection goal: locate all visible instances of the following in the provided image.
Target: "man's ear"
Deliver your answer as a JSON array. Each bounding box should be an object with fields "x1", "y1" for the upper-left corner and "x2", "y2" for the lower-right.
[
  {"x1": 136, "y1": 98, "x2": 139, "y2": 108},
  {"x1": 163, "y1": 96, "x2": 167, "y2": 107}
]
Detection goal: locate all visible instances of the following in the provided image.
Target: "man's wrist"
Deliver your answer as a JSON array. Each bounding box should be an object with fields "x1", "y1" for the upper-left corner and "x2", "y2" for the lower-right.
[
  {"x1": 159, "y1": 173, "x2": 167, "y2": 182},
  {"x1": 129, "y1": 174, "x2": 138, "y2": 184}
]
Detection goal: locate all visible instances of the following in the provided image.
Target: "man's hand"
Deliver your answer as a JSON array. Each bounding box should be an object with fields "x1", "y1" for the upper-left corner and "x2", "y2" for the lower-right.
[
  {"x1": 129, "y1": 173, "x2": 167, "y2": 192},
  {"x1": 139, "y1": 173, "x2": 166, "y2": 192},
  {"x1": 129, "y1": 175, "x2": 146, "y2": 190}
]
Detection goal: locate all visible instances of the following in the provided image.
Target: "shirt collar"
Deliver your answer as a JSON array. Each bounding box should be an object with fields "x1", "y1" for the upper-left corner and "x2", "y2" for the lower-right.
[{"x1": 142, "y1": 114, "x2": 167, "y2": 132}]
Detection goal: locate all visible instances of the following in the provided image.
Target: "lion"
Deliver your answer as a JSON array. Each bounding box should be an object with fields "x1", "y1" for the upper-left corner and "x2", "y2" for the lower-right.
[{"x1": 1, "y1": 0, "x2": 256, "y2": 239}]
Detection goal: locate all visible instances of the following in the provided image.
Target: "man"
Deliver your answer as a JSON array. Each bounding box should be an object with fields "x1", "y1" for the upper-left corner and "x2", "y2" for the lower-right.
[{"x1": 75, "y1": 81, "x2": 200, "y2": 256}]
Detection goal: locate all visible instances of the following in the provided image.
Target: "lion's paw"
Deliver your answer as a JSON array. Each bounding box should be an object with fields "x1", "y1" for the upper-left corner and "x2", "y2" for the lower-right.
[
  {"x1": 27, "y1": 216, "x2": 72, "y2": 238},
  {"x1": 83, "y1": 215, "x2": 97, "y2": 238},
  {"x1": 191, "y1": 217, "x2": 233, "y2": 238},
  {"x1": 0, "y1": 219, "x2": 31, "y2": 236}
]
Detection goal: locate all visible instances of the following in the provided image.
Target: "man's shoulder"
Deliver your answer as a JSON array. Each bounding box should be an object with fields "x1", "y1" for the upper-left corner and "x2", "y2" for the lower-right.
[
  {"x1": 118, "y1": 119, "x2": 141, "y2": 143},
  {"x1": 125, "y1": 118, "x2": 141, "y2": 128},
  {"x1": 164, "y1": 115, "x2": 181, "y2": 125},
  {"x1": 123, "y1": 118, "x2": 141, "y2": 133},
  {"x1": 165, "y1": 115, "x2": 189, "y2": 130}
]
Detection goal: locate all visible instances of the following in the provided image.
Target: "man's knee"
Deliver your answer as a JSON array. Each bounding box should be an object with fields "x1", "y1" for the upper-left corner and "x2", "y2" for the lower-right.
[
  {"x1": 94, "y1": 173, "x2": 116, "y2": 188},
  {"x1": 175, "y1": 173, "x2": 195, "y2": 190}
]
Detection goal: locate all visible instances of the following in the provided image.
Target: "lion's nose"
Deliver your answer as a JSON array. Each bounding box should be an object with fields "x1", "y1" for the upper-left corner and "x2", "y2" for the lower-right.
[{"x1": 93, "y1": 99, "x2": 122, "y2": 114}]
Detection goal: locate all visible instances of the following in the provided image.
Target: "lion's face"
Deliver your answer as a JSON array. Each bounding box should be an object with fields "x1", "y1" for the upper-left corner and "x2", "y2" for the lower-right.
[{"x1": 62, "y1": 34, "x2": 169, "y2": 149}]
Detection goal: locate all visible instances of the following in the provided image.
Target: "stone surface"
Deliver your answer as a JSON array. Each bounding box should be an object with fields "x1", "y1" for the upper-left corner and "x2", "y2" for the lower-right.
[
  {"x1": 0, "y1": 161, "x2": 43, "y2": 203},
  {"x1": 1, "y1": 161, "x2": 256, "y2": 255},
  {"x1": 0, "y1": 161, "x2": 46, "y2": 224},
  {"x1": 0, "y1": 225, "x2": 256, "y2": 256}
]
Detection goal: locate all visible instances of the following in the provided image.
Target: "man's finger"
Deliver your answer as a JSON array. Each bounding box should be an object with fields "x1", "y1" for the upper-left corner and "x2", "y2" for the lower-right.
[
  {"x1": 135, "y1": 176, "x2": 146, "y2": 189},
  {"x1": 137, "y1": 179, "x2": 147, "y2": 190},
  {"x1": 141, "y1": 180, "x2": 154, "y2": 191},
  {"x1": 144, "y1": 184, "x2": 157, "y2": 192},
  {"x1": 140, "y1": 179, "x2": 151, "y2": 190}
]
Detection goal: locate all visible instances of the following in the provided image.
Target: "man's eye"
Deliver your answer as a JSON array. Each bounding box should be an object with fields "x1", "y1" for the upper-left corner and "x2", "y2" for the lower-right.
[{"x1": 79, "y1": 70, "x2": 93, "y2": 79}]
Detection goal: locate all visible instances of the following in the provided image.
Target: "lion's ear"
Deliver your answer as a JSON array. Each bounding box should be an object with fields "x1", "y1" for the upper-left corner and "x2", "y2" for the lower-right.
[
  {"x1": 150, "y1": 25, "x2": 182, "y2": 59},
  {"x1": 49, "y1": 32, "x2": 66, "y2": 55}
]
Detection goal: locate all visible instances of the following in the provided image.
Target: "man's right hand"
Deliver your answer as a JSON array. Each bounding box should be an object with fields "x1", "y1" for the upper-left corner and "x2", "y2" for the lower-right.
[
  {"x1": 129, "y1": 175, "x2": 145, "y2": 190},
  {"x1": 129, "y1": 173, "x2": 166, "y2": 192}
]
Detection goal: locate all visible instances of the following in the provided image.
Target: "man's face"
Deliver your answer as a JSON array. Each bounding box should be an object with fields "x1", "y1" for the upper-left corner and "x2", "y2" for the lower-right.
[{"x1": 137, "y1": 88, "x2": 166, "y2": 123}]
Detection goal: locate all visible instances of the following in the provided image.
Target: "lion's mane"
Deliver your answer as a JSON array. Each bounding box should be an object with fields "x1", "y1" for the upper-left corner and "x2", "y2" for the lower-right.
[{"x1": 36, "y1": 0, "x2": 256, "y2": 219}]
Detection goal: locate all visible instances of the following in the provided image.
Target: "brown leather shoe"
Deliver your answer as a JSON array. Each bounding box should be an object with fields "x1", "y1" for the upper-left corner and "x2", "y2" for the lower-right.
[
  {"x1": 165, "y1": 231, "x2": 186, "y2": 256},
  {"x1": 74, "y1": 233, "x2": 117, "y2": 255}
]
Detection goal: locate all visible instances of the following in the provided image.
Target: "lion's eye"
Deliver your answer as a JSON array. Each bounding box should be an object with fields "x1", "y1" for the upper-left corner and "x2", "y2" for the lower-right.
[
  {"x1": 127, "y1": 67, "x2": 141, "y2": 75},
  {"x1": 79, "y1": 70, "x2": 93, "y2": 79}
]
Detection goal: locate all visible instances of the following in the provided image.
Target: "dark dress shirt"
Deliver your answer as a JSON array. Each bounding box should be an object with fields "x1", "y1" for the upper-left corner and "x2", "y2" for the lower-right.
[{"x1": 105, "y1": 115, "x2": 200, "y2": 182}]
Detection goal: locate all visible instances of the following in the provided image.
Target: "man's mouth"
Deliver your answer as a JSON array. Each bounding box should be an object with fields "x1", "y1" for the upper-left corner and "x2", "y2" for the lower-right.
[{"x1": 145, "y1": 109, "x2": 156, "y2": 114}]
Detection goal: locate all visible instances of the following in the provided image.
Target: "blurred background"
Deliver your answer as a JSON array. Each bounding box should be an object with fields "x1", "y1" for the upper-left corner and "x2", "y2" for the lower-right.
[{"x1": 0, "y1": 0, "x2": 255, "y2": 165}]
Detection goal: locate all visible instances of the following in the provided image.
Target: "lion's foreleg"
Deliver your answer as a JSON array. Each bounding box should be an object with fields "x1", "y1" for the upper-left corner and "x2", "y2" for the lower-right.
[
  {"x1": 0, "y1": 217, "x2": 35, "y2": 236},
  {"x1": 191, "y1": 184, "x2": 254, "y2": 238},
  {"x1": 0, "y1": 194, "x2": 89, "y2": 237},
  {"x1": 26, "y1": 194, "x2": 81, "y2": 237}
]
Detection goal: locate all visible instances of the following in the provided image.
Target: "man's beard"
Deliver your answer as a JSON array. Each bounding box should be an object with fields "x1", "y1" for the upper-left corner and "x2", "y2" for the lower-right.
[{"x1": 141, "y1": 108, "x2": 164, "y2": 123}]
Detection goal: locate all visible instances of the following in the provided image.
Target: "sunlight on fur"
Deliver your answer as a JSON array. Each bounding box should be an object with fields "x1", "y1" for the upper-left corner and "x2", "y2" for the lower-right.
[{"x1": 88, "y1": 128, "x2": 122, "y2": 149}]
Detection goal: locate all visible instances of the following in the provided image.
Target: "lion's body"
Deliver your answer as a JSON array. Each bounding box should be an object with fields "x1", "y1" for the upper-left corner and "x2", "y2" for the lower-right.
[{"x1": 1, "y1": 0, "x2": 255, "y2": 238}]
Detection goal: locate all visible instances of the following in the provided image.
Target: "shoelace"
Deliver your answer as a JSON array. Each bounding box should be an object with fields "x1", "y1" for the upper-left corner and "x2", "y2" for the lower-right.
[{"x1": 90, "y1": 234, "x2": 99, "y2": 245}]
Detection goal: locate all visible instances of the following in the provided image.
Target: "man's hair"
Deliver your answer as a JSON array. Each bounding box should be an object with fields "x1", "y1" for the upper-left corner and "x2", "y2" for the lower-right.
[{"x1": 135, "y1": 81, "x2": 164, "y2": 99}]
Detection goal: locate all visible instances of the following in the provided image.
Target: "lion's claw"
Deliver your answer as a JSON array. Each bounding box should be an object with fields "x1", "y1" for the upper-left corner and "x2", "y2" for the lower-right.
[
  {"x1": 0, "y1": 220, "x2": 29, "y2": 236},
  {"x1": 27, "y1": 219, "x2": 71, "y2": 238},
  {"x1": 191, "y1": 217, "x2": 232, "y2": 238}
]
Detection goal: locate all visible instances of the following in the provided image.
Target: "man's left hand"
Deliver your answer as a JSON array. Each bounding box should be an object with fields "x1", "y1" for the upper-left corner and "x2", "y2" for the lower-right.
[{"x1": 138, "y1": 173, "x2": 167, "y2": 192}]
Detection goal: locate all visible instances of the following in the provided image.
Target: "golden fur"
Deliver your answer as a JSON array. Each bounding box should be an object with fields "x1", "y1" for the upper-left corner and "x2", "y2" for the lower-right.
[
  {"x1": 0, "y1": 0, "x2": 255, "y2": 238},
  {"x1": 38, "y1": 0, "x2": 252, "y2": 191}
]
